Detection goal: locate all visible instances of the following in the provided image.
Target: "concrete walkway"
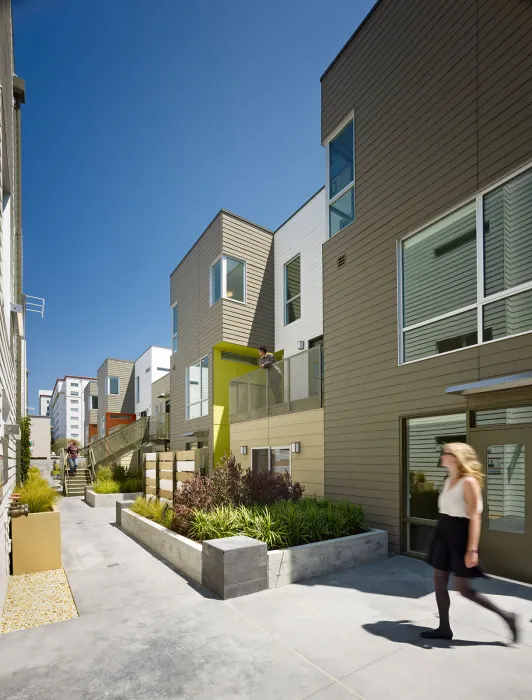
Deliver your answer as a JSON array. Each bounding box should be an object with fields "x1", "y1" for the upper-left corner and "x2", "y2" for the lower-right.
[{"x1": 1, "y1": 498, "x2": 531, "y2": 699}]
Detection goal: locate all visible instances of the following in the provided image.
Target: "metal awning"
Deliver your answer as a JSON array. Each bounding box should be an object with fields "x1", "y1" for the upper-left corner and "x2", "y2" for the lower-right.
[
  {"x1": 182, "y1": 430, "x2": 209, "y2": 437},
  {"x1": 446, "y1": 371, "x2": 532, "y2": 396}
]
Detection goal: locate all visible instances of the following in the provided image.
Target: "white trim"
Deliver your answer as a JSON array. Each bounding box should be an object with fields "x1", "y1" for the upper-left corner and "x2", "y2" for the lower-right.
[
  {"x1": 322, "y1": 110, "x2": 355, "y2": 147},
  {"x1": 106, "y1": 376, "x2": 120, "y2": 396},
  {"x1": 185, "y1": 355, "x2": 209, "y2": 421},
  {"x1": 172, "y1": 303, "x2": 178, "y2": 353},
  {"x1": 398, "y1": 160, "x2": 532, "y2": 365},
  {"x1": 329, "y1": 180, "x2": 355, "y2": 207},
  {"x1": 210, "y1": 255, "x2": 247, "y2": 306}
]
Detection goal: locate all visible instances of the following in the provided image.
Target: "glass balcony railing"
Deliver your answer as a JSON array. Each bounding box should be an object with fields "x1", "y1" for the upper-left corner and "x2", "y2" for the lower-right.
[{"x1": 229, "y1": 345, "x2": 322, "y2": 423}]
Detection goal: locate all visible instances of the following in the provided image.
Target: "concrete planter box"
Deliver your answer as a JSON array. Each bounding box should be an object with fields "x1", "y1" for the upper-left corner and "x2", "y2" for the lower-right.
[
  {"x1": 85, "y1": 488, "x2": 142, "y2": 508},
  {"x1": 268, "y1": 529, "x2": 388, "y2": 588},
  {"x1": 121, "y1": 509, "x2": 202, "y2": 583},
  {"x1": 11, "y1": 507, "x2": 62, "y2": 575}
]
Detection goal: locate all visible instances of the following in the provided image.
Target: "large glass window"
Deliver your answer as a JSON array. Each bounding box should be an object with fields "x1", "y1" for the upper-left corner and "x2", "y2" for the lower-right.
[
  {"x1": 172, "y1": 304, "x2": 178, "y2": 353},
  {"x1": 107, "y1": 376, "x2": 119, "y2": 396},
  {"x1": 400, "y1": 165, "x2": 532, "y2": 363},
  {"x1": 251, "y1": 447, "x2": 291, "y2": 476},
  {"x1": 186, "y1": 356, "x2": 209, "y2": 419},
  {"x1": 211, "y1": 256, "x2": 245, "y2": 305},
  {"x1": 284, "y1": 255, "x2": 301, "y2": 325},
  {"x1": 327, "y1": 119, "x2": 355, "y2": 238}
]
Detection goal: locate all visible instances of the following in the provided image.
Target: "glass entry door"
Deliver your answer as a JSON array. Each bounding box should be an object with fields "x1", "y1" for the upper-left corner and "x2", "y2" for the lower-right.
[{"x1": 470, "y1": 428, "x2": 532, "y2": 583}]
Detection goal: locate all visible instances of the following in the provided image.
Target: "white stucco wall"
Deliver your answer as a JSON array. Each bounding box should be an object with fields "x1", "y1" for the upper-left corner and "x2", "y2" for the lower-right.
[
  {"x1": 274, "y1": 188, "x2": 326, "y2": 358},
  {"x1": 134, "y1": 346, "x2": 171, "y2": 417}
]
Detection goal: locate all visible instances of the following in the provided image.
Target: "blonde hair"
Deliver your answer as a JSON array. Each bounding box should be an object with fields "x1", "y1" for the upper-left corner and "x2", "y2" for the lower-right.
[{"x1": 443, "y1": 442, "x2": 484, "y2": 485}]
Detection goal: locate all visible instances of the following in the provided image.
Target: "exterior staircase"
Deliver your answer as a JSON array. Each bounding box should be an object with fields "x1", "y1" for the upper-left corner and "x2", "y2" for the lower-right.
[{"x1": 64, "y1": 465, "x2": 92, "y2": 498}]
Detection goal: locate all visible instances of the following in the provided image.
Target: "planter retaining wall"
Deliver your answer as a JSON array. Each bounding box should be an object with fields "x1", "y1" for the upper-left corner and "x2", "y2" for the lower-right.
[
  {"x1": 11, "y1": 507, "x2": 62, "y2": 575},
  {"x1": 121, "y1": 509, "x2": 202, "y2": 583},
  {"x1": 85, "y1": 488, "x2": 142, "y2": 508}
]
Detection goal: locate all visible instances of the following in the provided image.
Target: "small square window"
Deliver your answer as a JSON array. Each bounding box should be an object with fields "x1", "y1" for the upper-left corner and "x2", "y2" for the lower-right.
[{"x1": 107, "y1": 376, "x2": 120, "y2": 395}]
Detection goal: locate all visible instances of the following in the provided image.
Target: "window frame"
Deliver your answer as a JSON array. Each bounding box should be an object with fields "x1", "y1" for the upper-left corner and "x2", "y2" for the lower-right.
[
  {"x1": 325, "y1": 112, "x2": 355, "y2": 239},
  {"x1": 398, "y1": 160, "x2": 532, "y2": 365},
  {"x1": 106, "y1": 376, "x2": 120, "y2": 396},
  {"x1": 90, "y1": 395, "x2": 98, "y2": 410},
  {"x1": 210, "y1": 255, "x2": 247, "y2": 306},
  {"x1": 172, "y1": 304, "x2": 178, "y2": 353},
  {"x1": 250, "y1": 446, "x2": 291, "y2": 475},
  {"x1": 185, "y1": 355, "x2": 209, "y2": 420},
  {"x1": 284, "y1": 254, "x2": 301, "y2": 326}
]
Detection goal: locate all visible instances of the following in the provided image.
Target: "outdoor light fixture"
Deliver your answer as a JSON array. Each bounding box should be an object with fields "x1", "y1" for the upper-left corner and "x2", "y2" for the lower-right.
[
  {"x1": 297, "y1": 341, "x2": 305, "y2": 351},
  {"x1": 240, "y1": 446, "x2": 248, "y2": 455},
  {"x1": 291, "y1": 442, "x2": 301, "y2": 454}
]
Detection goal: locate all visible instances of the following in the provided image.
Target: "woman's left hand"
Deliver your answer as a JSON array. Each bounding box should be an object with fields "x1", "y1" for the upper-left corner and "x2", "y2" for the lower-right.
[{"x1": 465, "y1": 551, "x2": 478, "y2": 568}]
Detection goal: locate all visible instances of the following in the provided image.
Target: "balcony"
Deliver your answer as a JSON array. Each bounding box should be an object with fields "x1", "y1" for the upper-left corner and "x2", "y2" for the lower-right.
[{"x1": 229, "y1": 345, "x2": 322, "y2": 423}]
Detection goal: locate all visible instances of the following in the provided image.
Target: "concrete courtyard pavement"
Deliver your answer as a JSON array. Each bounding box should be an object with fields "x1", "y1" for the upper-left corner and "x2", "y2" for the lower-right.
[{"x1": 1, "y1": 499, "x2": 531, "y2": 700}]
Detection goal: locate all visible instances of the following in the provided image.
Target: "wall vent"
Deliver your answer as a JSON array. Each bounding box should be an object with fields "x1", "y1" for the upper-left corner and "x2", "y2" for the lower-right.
[{"x1": 337, "y1": 254, "x2": 346, "y2": 268}]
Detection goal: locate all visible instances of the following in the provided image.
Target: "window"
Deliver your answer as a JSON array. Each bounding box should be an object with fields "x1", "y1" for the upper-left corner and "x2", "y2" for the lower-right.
[
  {"x1": 71, "y1": 382, "x2": 79, "y2": 387},
  {"x1": 405, "y1": 414, "x2": 466, "y2": 555},
  {"x1": 71, "y1": 433, "x2": 79, "y2": 438},
  {"x1": 327, "y1": 118, "x2": 355, "y2": 238},
  {"x1": 186, "y1": 356, "x2": 208, "y2": 419},
  {"x1": 90, "y1": 396, "x2": 98, "y2": 410},
  {"x1": 157, "y1": 367, "x2": 170, "y2": 372},
  {"x1": 71, "y1": 408, "x2": 79, "y2": 413},
  {"x1": 251, "y1": 447, "x2": 291, "y2": 476},
  {"x1": 172, "y1": 304, "x2": 178, "y2": 353},
  {"x1": 136, "y1": 376, "x2": 140, "y2": 404},
  {"x1": 71, "y1": 392, "x2": 79, "y2": 396},
  {"x1": 399, "y1": 165, "x2": 532, "y2": 363},
  {"x1": 71, "y1": 399, "x2": 79, "y2": 405},
  {"x1": 106, "y1": 376, "x2": 120, "y2": 395},
  {"x1": 145, "y1": 367, "x2": 150, "y2": 373},
  {"x1": 210, "y1": 256, "x2": 246, "y2": 304},
  {"x1": 284, "y1": 255, "x2": 301, "y2": 325}
]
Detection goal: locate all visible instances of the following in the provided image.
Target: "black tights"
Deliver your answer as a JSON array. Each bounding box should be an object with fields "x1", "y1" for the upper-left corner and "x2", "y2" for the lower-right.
[{"x1": 434, "y1": 569, "x2": 510, "y2": 630}]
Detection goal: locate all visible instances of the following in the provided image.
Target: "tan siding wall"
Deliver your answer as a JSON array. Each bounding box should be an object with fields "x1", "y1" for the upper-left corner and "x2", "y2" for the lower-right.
[
  {"x1": 97, "y1": 360, "x2": 134, "y2": 435},
  {"x1": 221, "y1": 213, "x2": 274, "y2": 349},
  {"x1": 84, "y1": 381, "x2": 98, "y2": 441},
  {"x1": 230, "y1": 409, "x2": 324, "y2": 496},
  {"x1": 321, "y1": 0, "x2": 532, "y2": 550},
  {"x1": 151, "y1": 373, "x2": 170, "y2": 414},
  {"x1": 170, "y1": 215, "x2": 223, "y2": 459}
]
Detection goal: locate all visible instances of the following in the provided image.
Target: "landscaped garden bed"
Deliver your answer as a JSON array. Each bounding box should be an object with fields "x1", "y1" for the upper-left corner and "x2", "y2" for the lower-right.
[
  {"x1": 85, "y1": 466, "x2": 142, "y2": 507},
  {"x1": 121, "y1": 455, "x2": 388, "y2": 595}
]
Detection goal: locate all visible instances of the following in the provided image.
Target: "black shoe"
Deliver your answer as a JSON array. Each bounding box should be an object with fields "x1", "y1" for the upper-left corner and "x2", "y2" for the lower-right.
[
  {"x1": 420, "y1": 627, "x2": 453, "y2": 640},
  {"x1": 506, "y1": 613, "x2": 520, "y2": 644}
]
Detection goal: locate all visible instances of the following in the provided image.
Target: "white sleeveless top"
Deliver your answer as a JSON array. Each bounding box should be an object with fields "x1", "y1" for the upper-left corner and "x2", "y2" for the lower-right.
[{"x1": 438, "y1": 477, "x2": 483, "y2": 519}]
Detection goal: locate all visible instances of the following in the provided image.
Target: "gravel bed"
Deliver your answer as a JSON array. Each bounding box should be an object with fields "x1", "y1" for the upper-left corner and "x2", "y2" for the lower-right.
[{"x1": 0, "y1": 568, "x2": 78, "y2": 634}]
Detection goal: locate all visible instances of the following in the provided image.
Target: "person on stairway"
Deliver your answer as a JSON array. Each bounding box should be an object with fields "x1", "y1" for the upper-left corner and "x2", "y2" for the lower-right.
[{"x1": 67, "y1": 441, "x2": 79, "y2": 477}]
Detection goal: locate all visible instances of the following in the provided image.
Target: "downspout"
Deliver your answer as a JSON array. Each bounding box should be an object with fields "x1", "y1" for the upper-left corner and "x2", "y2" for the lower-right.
[{"x1": 13, "y1": 76, "x2": 25, "y2": 481}]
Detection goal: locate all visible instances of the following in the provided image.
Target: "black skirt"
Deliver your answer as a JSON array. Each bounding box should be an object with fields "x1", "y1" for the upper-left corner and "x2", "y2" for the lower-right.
[{"x1": 427, "y1": 514, "x2": 485, "y2": 579}]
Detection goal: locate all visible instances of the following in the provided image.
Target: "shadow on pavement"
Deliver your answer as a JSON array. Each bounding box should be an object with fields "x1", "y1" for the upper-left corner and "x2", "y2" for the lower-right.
[{"x1": 363, "y1": 619, "x2": 509, "y2": 649}]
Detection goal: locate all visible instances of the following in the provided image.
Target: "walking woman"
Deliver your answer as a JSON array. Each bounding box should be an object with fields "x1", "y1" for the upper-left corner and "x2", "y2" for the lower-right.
[{"x1": 422, "y1": 442, "x2": 520, "y2": 642}]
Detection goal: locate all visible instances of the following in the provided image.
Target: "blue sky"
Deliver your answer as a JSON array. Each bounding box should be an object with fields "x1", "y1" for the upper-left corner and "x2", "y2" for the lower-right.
[{"x1": 13, "y1": 0, "x2": 375, "y2": 411}]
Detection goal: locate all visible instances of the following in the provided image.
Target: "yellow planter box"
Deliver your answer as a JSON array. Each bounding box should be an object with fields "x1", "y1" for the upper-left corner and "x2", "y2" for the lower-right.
[{"x1": 11, "y1": 507, "x2": 62, "y2": 575}]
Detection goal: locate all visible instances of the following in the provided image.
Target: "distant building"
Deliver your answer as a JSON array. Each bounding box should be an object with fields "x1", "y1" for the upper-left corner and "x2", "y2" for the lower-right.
[
  {"x1": 134, "y1": 346, "x2": 171, "y2": 418},
  {"x1": 96, "y1": 359, "x2": 135, "y2": 437},
  {"x1": 50, "y1": 376, "x2": 96, "y2": 445},
  {"x1": 38, "y1": 389, "x2": 52, "y2": 416}
]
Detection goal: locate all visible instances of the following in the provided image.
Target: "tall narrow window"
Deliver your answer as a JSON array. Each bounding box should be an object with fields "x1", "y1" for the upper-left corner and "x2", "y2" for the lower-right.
[
  {"x1": 186, "y1": 356, "x2": 209, "y2": 419},
  {"x1": 211, "y1": 256, "x2": 246, "y2": 304},
  {"x1": 90, "y1": 396, "x2": 98, "y2": 410},
  {"x1": 284, "y1": 255, "x2": 301, "y2": 325},
  {"x1": 172, "y1": 304, "x2": 178, "y2": 353},
  {"x1": 136, "y1": 376, "x2": 140, "y2": 404},
  {"x1": 327, "y1": 119, "x2": 355, "y2": 238},
  {"x1": 107, "y1": 376, "x2": 120, "y2": 396}
]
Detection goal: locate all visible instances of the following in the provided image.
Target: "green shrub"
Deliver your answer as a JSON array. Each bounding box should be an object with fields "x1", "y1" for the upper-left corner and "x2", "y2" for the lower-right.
[
  {"x1": 93, "y1": 479, "x2": 121, "y2": 494},
  {"x1": 28, "y1": 467, "x2": 40, "y2": 476},
  {"x1": 18, "y1": 474, "x2": 57, "y2": 513},
  {"x1": 130, "y1": 496, "x2": 173, "y2": 528},
  {"x1": 120, "y1": 476, "x2": 142, "y2": 493},
  {"x1": 187, "y1": 499, "x2": 367, "y2": 550},
  {"x1": 20, "y1": 416, "x2": 31, "y2": 483},
  {"x1": 95, "y1": 466, "x2": 114, "y2": 481}
]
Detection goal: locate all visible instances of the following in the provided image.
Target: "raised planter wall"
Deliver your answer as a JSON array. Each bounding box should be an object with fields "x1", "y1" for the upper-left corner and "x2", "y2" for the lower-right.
[
  {"x1": 85, "y1": 488, "x2": 142, "y2": 508},
  {"x1": 121, "y1": 509, "x2": 202, "y2": 583},
  {"x1": 120, "y1": 507, "x2": 387, "y2": 597},
  {"x1": 267, "y1": 529, "x2": 388, "y2": 588},
  {"x1": 11, "y1": 507, "x2": 62, "y2": 575}
]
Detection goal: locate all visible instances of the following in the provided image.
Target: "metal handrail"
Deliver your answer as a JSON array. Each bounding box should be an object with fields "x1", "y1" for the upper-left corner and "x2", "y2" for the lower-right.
[{"x1": 229, "y1": 345, "x2": 322, "y2": 423}]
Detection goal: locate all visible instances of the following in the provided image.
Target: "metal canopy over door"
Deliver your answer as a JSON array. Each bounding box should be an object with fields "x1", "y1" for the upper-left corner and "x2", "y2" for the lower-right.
[{"x1": 470, "y1": 427, "x2": 532, "y2": 583}]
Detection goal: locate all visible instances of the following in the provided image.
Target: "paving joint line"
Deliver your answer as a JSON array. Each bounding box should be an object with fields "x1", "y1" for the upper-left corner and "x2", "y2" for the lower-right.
[{"x1": 227, "y1": 602, "x2": 367, "y2": 700}]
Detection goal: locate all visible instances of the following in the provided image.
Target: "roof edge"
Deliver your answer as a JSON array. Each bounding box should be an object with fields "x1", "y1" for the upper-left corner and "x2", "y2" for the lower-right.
[
  {"x1": 320, "y1": 0, "x2": 383, "y2": 82},
  {"x1": 274, "y1": 186, "x2": 325, "y2": 233}
]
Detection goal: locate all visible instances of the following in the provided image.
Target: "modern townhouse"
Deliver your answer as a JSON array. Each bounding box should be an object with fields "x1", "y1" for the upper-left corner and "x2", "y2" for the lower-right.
[
  {"x1": 169, "y1": 210, "x2": 274, "y2": 470},
  {"x1": 229, "y1": 188, "x2": 327, "y2": 495},
  {"x1": 50, "y1": 376, "x2": 95, "y2": 445},
  {"x1": 152, "y1": 372, "x2": 170, "y2": 418},
  {"x1": 83, "y1": 380, "x2": 98, "y2": 445},
  {"x1": 0, "y1": 0, "x2": 26, "y2": 609},
  {"x1": 320, "y1": 0, "x2": 532, "y2": 582},
  {"x1": 96, "y1": 359, "x2": 135, "y2": 438},
  {"x1": 134, "y1": 346, "x2": 171, "y2": 418}
]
